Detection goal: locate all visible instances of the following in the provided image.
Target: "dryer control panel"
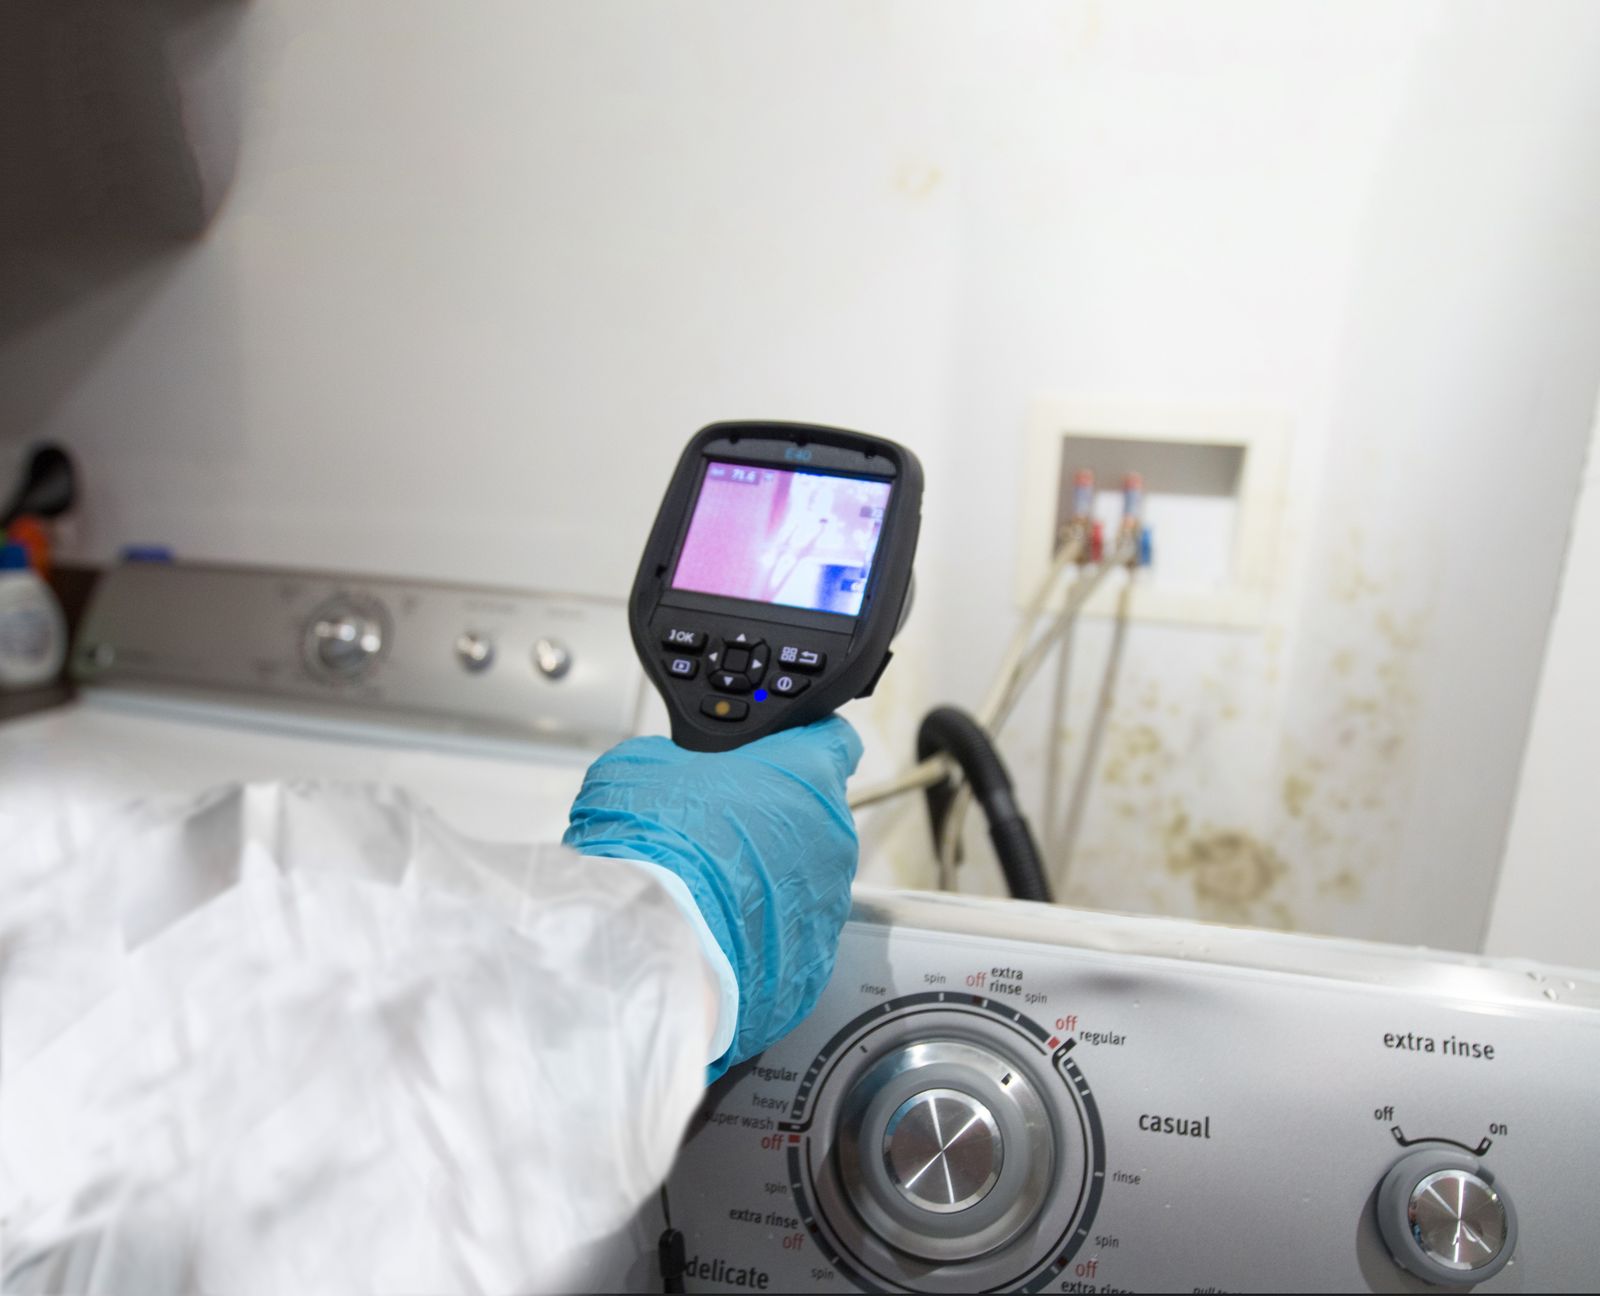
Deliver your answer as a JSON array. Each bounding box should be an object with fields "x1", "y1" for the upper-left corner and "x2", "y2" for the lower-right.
[
  {"x1": 71, "y1": 560, "x2": 640, "y2": 746},
  {"x1": 660, "y1": 891, "x2": 1600, "y2": 1292}
]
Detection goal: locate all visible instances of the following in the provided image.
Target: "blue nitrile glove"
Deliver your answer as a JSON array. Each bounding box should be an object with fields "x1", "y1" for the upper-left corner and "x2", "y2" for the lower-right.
[{"x1": 563, "y1": 716, "x2": 862, "y2": 1081}]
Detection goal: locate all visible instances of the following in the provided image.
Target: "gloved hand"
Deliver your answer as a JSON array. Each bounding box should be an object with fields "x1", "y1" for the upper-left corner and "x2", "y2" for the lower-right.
[{"x1": 563, "y1": 716, "x2": 862, "y2": 1078}]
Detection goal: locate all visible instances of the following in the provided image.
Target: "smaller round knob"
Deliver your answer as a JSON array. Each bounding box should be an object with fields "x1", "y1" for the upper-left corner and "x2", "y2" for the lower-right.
[
  {"x1": 1410, "y1": 1171, "x2": 1507, "y2": 1273},
  {"x1": 80, "y1": 641, "x2": 116, "y2": 672},
  {"x1": 456, "y1": 631, "x2": 495, "y2": 672},
  {"x1": 1377, "y1": 1150, "x2": 1517, "y2": 1286},
  {"x1": 533, "y1": 637, "x2": 571, "y2": 679},
  {"x1": 883, "y1": 1089, "x2": 1002, "y2": 1214}
]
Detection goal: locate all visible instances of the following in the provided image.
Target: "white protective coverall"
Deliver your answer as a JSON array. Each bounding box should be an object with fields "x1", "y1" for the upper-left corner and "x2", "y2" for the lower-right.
[{"x1": 0, "y1": 782, "x2": 733, "y2": 1294}]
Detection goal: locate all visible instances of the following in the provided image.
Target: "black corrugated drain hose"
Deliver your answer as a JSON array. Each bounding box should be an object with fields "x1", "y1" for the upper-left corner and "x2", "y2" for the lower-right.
[{"x1": 915, "y1": 706, "x2": 1053, "y2": 903}]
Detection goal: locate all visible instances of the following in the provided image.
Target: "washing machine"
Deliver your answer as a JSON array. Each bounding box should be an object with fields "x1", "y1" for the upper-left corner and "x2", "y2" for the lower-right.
[
  {"x1": 7, "y1": 562, "x2": 1600, "y2": 1293},
  {"x1": 651, "y1": 895, "x2": 1600, "y2": 1292}
]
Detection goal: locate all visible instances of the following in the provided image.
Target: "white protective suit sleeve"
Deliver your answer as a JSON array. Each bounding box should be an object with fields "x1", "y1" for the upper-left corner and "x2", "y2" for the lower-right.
[{"x1": 0, "y1": 782, "x2": 721, "y2": 1295}]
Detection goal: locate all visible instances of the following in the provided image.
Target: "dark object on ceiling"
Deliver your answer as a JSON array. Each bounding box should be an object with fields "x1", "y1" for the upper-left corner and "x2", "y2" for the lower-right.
[
  {"x1": 2, "y1": 443, "x2": 78, "y2": 530},
  {"x1": 0, "y1": 0, "x2": 247, "y2": 246}
]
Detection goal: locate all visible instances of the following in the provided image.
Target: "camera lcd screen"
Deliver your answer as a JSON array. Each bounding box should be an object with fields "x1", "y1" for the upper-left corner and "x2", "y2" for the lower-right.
[{"x1": 669, "y1": 461, "x2": 893, "y2": 617}]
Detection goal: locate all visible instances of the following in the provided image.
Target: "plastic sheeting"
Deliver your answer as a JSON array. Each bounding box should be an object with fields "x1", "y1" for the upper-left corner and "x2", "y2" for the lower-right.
[{"x1": 0, "y1": 782, "x2": 711, "y2": 1294}]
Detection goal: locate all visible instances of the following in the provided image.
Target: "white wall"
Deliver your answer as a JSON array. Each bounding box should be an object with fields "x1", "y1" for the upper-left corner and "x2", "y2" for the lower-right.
[
  {"x1": 5, "y1": 1, "x2": 1600, "y2": 957},
  {"x1": 0, "y1": 2, "x2": 961, "y2": 594},
  {"x1": 1488, "y1": 397, "x2": 1600, "y2": 968},
  {"x1": 1288, "y1": 5, "x2": 1600, "y2": 953},
  {"x1": 890, "y1": 0, "x2": 1600, "y2": 957}
]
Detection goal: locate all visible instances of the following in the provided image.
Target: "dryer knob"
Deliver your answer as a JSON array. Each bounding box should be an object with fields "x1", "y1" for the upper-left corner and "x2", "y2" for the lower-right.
[
  {"x1": 1376, "y1": 1150, "x2": 1517, "y2": 1285},
  {"x1": 533, "y1": 637, "x2": 572, "y2": 680},
  {"x1": 456, "y1": 631, "x2": 495, "y2": 672},
  {"x1": 305, "y1": 599, "x2": 388, "y2": 681}
]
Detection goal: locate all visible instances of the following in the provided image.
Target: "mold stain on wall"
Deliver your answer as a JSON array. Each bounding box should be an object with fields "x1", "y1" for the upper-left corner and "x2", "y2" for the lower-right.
[
  {"x1": 1100, "y1": 721, "x2": 1162, "y2": 787},
  {"x1": 1282, "y1": 773, "x2": 1313, "y2": 819},
  {"x1": 1161, "y1": 813, "x2": 1290, "y2": 927},
  {"x1": 860, "y1": 521, "x2": 1432, "y2": 935},
  {"x1": 1265, "y1": 529, "x2": 1431, "y2": 924},
  {"x1": 892, "y1": 161, "x2": 943, "y2": 200},
  {"x1": 1041, "y1": 524, "x2": 1435, "y2": 937}
]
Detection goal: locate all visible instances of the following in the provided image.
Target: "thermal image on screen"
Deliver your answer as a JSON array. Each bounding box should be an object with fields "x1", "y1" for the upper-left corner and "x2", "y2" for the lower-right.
[{"x1": 670, "y1": 461, "x2": 894, "y2": 616}]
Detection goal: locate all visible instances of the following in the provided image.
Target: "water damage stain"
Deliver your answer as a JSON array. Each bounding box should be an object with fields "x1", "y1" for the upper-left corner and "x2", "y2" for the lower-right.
[
  {"x1": 1102, "y1": 723, "x2": 1164, "y2": 786},
  {"x1": 1319, "y1": 869, "x2": 1362, "y2": 901},
  {"x1": 1163, "y1": 812, "x2": 1289, "y2": 925},
  {"x1": 1282, "y1": 774, "x2": 1313, "y2": 818},
  {"x1": 893, "y1": 161, "x2": 943, "y2": 199}
]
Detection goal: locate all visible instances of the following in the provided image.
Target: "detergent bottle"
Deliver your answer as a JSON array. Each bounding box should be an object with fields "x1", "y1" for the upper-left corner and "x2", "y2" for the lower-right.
[{"x1": 0, "y1": 541, "x2": 67, "y2": 690}]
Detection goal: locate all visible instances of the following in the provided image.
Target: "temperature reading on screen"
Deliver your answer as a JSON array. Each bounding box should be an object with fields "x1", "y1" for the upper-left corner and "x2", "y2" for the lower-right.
[
  {"x1": 716, "y1": 465, "x2": 766, "y2": 485},
  {"x1": 671, "y1": 461, "x2": 893, "y2": 616}
]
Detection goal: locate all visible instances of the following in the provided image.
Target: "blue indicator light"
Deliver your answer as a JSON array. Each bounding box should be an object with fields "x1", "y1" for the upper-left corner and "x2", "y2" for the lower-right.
[{"x1": 753, "y1": 688, "x2": 769, "y2": 702}]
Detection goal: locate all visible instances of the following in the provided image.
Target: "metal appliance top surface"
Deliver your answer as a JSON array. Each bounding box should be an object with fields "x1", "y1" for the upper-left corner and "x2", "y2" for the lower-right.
[{"x1": 849, "y1": 885, "x2": 1600, "y2": 1012}]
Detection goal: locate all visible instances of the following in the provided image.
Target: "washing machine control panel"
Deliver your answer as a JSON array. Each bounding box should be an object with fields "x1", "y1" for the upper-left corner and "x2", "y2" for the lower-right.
[{"x1": 659, "y1": 893, "x2": 1600, "y2": 1292}]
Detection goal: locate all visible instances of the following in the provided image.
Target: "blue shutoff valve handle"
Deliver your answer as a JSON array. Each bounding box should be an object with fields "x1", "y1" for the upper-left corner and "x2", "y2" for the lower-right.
[{"x1": 564, "y1": 716, "x2": 862, "y2": 1079}]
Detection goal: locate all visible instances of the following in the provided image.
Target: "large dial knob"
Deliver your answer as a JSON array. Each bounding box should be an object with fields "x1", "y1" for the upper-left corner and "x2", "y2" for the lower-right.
[
  {"x1": 790, "y1": 998, "x2": 1100, "y2": 1294},
  {"x1": 834, "y1": 1039, "x2": 1055, "y2": 1264},
  {"x1": 884, "y1": 1088, "x2": 1003, "y2": 1213},
  {"x1": 1376, "y1": 1150, "x2": 1517, "y2": 1285},
  {"x1": 305, "y1": 598, "x2": 389, "y2": 681}
]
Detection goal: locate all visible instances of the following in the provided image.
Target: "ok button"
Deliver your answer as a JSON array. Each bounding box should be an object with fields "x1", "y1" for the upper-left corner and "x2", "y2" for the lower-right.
[{"x1": 662, "y1": 628, "x2": 705, "y2": 652}]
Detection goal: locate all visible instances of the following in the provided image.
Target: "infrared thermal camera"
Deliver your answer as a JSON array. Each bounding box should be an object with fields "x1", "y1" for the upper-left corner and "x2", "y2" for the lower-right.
[{"x1": 630, "y1": 421, "x2": 923, "y2": 752}]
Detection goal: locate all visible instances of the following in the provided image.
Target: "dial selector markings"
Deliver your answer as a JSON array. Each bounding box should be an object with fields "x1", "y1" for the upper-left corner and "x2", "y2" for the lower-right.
[{"x1": 781, "y1": 992, "x2": 1104, "y2": 1293}]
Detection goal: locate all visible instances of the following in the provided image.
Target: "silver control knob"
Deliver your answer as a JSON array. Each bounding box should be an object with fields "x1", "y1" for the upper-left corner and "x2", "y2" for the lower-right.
[
  {"x1": 1410, "y1": 1171, "x2": 1508, "y2": 1270},
  {"x1": 835, "y1": 1039, "x2": 1055, "y2": 1264},
  {"x1": 532, "y1": 637, "x2": 572, "y2": 680},
  {"x1": 305, "y1": 599, "x2": 389, "y2": 681},
  {"x1": 883, "y1": 1088, "x2": 1003, "y2": 1214},
  {"x1": 1377, "y1": 1150, "x2": 1517, "y2": 1285},
  {"x1": 456, "y1": 631, "x2": 495, "y2": 672}
]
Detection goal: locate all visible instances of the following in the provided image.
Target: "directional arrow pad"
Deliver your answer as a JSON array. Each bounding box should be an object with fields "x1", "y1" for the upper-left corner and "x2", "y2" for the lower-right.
[
  {"x1": 701, "y1": 635, "x2": 767, "y2": 690},
  {"x1": 746, "y1": 644, "x2": 768, "y2": 684}
]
